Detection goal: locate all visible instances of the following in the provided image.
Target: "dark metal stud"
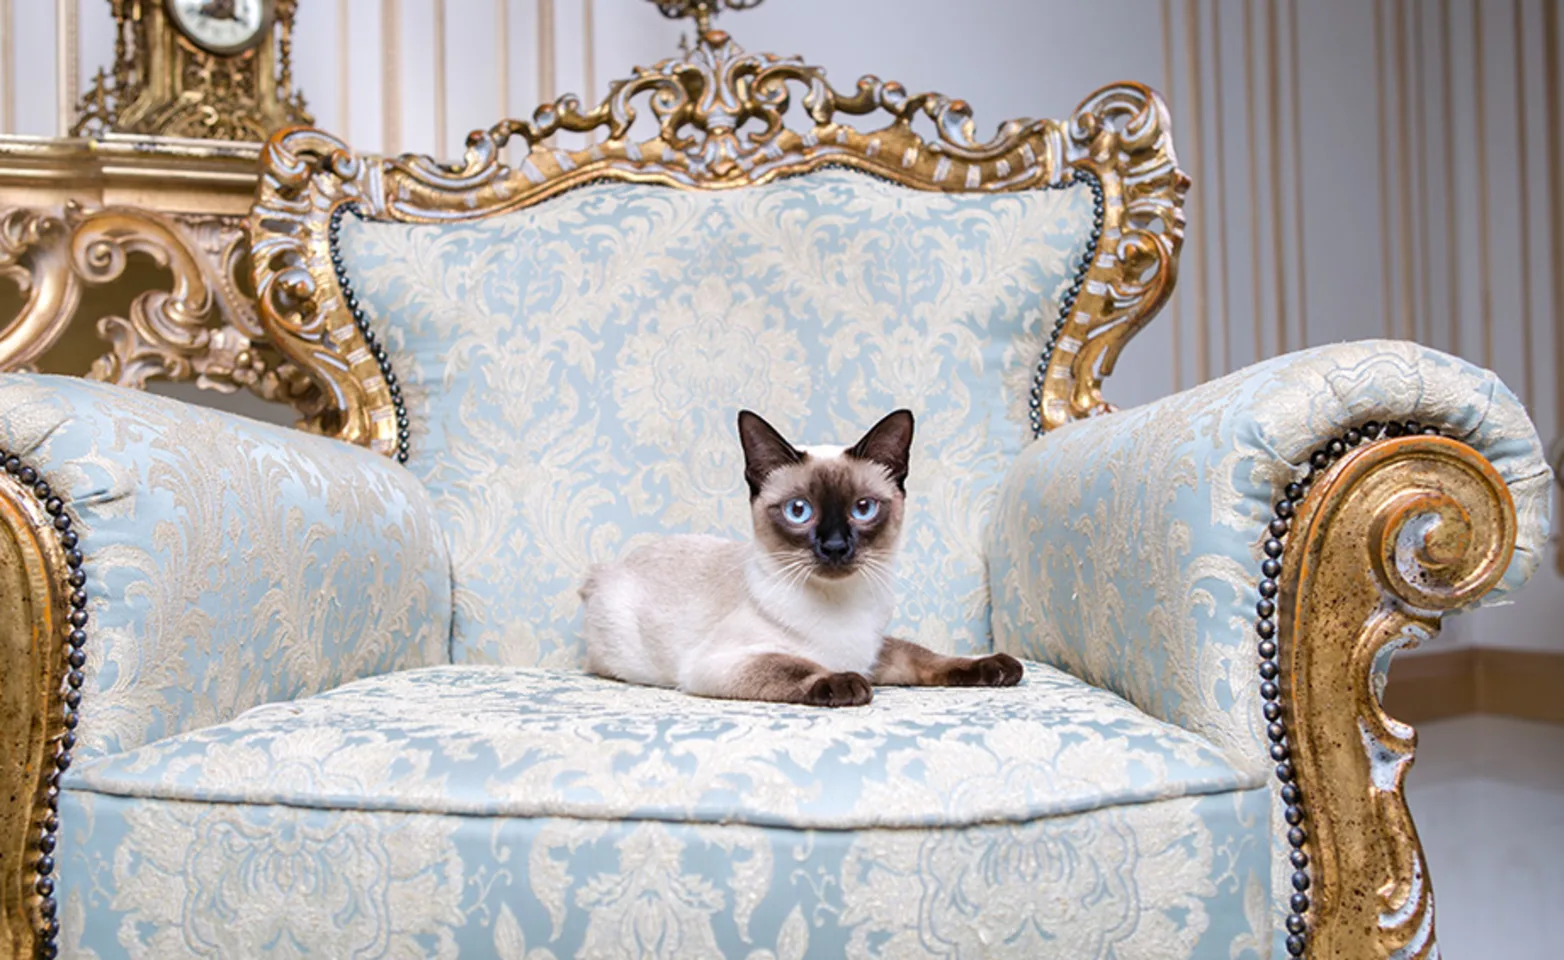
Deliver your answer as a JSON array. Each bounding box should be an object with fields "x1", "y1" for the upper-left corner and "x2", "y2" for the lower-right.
[
  {"x1": 1268, "y1": 721, "x2": 1286, "y2": 741},
  {"x1": 1363, "y1": 420, "x2": 1381, "y2": 437},
  {"x1": 35, "y1": 876, "x2": 53, "y2": 896},
  {"x1": 1281, "y1": 783, "x2": 1300, "y2": 804},
  {"x1": 52, "y1": 514, "x2": 70, "y2": 531},
  {"x1": 1264, "y1": 701, "x2": 1281, "y2": 721},
  {"x1": 4, "y1": 455, "x2": 19, "y2": 472},
  {"x1": 68, "y1": 610, "x2": 86, "y2": 628},
  {"x1": 1288, "y1": 826, "x2": 1306, "y2": 847},
  {"x1": 1264, "y1": 538, "x2": 1284, "y2": 558},
  {"x1": 66, "y1": 670, "x2": 83, "y2": 689},
  {"x1": 1385, "y1": 422, "x2": 1403, "y2": 437},
  {"x1": 1293, "y1": 870, "x2": 1311, "y2": 891},
  {"x1": 1309, "y1": 451, "x2": 1329, "y2": 470},
  {"x1": 1261, "y1": 681, "x2": 1279, "y2": 701},
  {"x1": 35, "y1": 855, "x2": 53, "y2": 876},
  {"x1": 63, "y1": 533, "x2": 79, "y2": 552},
  {"x1": 1290, "y1": 893, "x2": 1310, "y2": 914},
  {"x1": 1259, "y1": 640, "x2": 1277, "y2": 659},
  {"x1": 44, "y1": 496, "x2": 63, "y2": 515},
  {"x1": 1290, "y1": 849, "x2": 1308, "y2": 869},
  {"x1": 54, "y1": 752, "x2": 70, "y2": 771},
  {"x1": 1259, "y1": 579, "x2": 1278, "y2": 598},
  {"x1": 1286, "y1": 934, "x2": 1306, "y2": 956},
  {"x1": 64, "y1": 690, "x2": 80, "y2": 709},
  {"x1": 1285, "y1": 482, "x2": 1303, "y2": 500},
  {"x1": 67, "y1": 649, "x2": 84, "y2": 668},
  {"x1": 34, "y1": 480, "x2": 50, "y2": 498},
  {"x1": 1277, "y1": 762, "x2": 1295, "y2": 783},
  {"x1": 1345, "y1": 428, "x2": 1362, "y2": 446},
  {"x1": 1328, "y1": 439, "x2": 1345, "y2": 457},
  {"x1": 1262, "y1": 558, "x2": 1282, "y2": 578},
  {"x1": 1269, "y1": 517, "x2": 1289, "y2": 537},
  {"x1": 1286, "y1": 913, "x2": 1307, "y2": 934},
  {"x1": 67, "y1": 629, "x2": 85, "y2": 648},
  {"x1": 39, "y1": 895, "x2": 56, "y2": 918},
  {"x1": 70, "y1": 589, "x2": 86, "y2": 608},
  {"x1": 18, "y1": 465, "x2": 37, "y2": 484},
  {"x1": 1285, "y1": 805, "x2": 1303, "y2": 825},
  {"x1": 38, "y1": 834, "x2": 55, "y2": 854},
  {"x1": 1260, "y1": 660, "x2": 1278, "y2": 679},
  {"x1": 1270, "y1": 742, "x2": 1290, "y2": 761},
  {"x1": 1257, "y1": 598, "x2": 1276, "y2": 618}
]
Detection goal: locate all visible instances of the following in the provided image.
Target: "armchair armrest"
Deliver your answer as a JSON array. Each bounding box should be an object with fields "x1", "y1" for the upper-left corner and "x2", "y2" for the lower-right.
[
  {"x1": 988, "y1": 338, "x2": 1550, "y2": 958},
  {"x1": 0, "y1": 374, "x2": 452, "y2": 761}
]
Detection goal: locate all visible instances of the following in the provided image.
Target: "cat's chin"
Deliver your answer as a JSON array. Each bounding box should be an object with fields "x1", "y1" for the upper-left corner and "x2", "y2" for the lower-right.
[{"x1": 807, "y1": 563, "x2": 862, "y2": 583}]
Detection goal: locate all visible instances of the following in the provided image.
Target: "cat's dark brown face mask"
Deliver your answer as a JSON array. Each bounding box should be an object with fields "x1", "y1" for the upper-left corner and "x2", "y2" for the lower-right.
[{"x1": 737, "y1": 409, "x2": 914, "y2": 582}]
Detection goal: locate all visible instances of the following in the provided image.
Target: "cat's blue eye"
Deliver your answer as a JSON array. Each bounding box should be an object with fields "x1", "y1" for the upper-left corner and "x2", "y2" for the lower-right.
[
  {"x1": 851, "y1": 498, "x2": 880, "y2": 521},
  {"x1": 783, "y1": 498, "x2": 814, "y2": 524}
]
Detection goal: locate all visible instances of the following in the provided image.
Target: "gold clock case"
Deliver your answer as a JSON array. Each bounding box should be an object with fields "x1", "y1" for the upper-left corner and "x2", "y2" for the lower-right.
[{"x1": 73, "y1": 0, "x2": 309, "y2": 142}]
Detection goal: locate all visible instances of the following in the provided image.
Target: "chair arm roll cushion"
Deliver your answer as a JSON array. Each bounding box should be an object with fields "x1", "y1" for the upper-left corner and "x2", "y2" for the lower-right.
[
  {"x1": 0, "y1": 374, "x2": 453, "y2": 760},
  {"x1": 987, "y1": 339, "x2": 1551, "y2": 766}
]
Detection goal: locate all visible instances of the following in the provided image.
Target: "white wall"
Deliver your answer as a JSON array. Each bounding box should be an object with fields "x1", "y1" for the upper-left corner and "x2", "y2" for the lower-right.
[{"x1": 2, "y1": 0, "x2": 1559, "y2": 652}]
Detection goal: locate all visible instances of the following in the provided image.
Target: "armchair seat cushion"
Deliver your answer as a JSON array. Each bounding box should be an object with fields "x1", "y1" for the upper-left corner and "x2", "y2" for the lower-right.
[{"x1": 59, "y1": 664, "x2": 1273, "y2": 958}]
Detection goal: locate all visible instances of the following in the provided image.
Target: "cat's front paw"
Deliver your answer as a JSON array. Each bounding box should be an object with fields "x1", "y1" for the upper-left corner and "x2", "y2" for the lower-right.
[
  {"x1": 804, "y1": 671, "x2": 874, "y2": 707},
  {"x1": 950, "y1": 653, "x2": 1024, "y2": 687}
]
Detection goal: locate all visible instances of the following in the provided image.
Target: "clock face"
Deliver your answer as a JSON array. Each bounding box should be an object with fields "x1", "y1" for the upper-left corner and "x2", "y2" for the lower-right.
[{"x1": 166, "y1": 0, "x2": 272, "y2": 55}]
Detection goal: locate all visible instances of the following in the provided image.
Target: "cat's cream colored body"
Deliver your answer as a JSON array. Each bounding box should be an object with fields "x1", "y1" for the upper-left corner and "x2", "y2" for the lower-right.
[{"x1": 580, "y1": 533, "x2": 894, "y2": 697}]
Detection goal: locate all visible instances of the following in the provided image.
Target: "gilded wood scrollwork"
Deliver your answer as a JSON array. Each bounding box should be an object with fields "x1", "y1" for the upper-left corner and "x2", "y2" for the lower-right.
[
  {"x1": 0, "y1": 474, "x2": 69, "y2": 960},
  {"x1": 251, "y1": 28, "x2": 1188, "y2": 452},
  {"x1": 1281, "y1": 436, "x2": 1516, "y2": 959},
  {"x1": 0, "y1": 202, "x2": 320, "y2": 416}
]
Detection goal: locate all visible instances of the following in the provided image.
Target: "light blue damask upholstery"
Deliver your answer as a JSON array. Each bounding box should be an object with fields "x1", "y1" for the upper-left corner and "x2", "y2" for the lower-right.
[
  {"x1": 57, "y1": 664, "x2": 1273, "y2": 958},
  {"x1": 0, "y1": 374, "x2": 453, "y2": 760},
  {"x1": 336, "y1": 169, "x2": 1096, "y2": 666},
  {"x1": 987, "y1": 338, "x2": 1551, "y2": 953}
]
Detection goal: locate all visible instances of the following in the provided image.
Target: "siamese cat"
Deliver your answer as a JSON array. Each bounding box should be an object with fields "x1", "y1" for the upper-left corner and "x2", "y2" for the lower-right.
[{"x1": 579, "y1": 409, "x2": 1023, "y2": 707}]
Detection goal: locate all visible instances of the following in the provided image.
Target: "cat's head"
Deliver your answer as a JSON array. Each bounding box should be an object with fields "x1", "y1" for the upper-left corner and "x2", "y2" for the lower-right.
[{"x1": 737, "y1": 409, "x2": 914, "y2": 582}]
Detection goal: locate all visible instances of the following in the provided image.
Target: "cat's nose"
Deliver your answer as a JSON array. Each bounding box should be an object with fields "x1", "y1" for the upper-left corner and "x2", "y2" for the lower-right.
[{"x1": 815, "y1": 533, "x2": 853, "y2": 564}]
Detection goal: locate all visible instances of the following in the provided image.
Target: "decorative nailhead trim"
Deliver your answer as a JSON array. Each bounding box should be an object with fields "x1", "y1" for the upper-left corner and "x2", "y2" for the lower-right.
[
  {"x1": 1029, "y1": 168, "x2": 1104, "y2": 439},
  {"x1": 0, "y1": 451, "x2": 86, "y2": 960},
  {"x1": 327, "y1": 204, "x2": 412, "y2": 465},
  {"x1": 1258, "y1": 417, "x2": 1445, "y2": 958}
]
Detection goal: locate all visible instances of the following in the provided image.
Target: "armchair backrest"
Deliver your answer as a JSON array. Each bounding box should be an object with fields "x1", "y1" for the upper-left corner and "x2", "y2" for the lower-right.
[{"x1": 249, "y1": 27, "x2": 1187, "y2": 667}]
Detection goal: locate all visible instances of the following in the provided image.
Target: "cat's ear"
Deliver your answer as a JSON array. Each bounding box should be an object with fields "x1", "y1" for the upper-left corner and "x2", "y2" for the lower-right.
[
  {"x1": 738, "y1": 410, "x2": 803, "y2": 498},
  {"x1": 846, "y1": 409, "x2": 915, "y2": 491}
]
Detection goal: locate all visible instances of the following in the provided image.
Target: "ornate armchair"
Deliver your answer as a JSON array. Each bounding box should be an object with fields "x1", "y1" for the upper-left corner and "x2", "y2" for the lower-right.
[{"x1": 2, "y1": 17, "x2": 1550, "y2": 960}]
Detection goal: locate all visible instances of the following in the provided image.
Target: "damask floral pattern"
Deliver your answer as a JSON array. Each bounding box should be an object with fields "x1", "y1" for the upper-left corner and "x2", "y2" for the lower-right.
[
  {"x1": 0, "y1": 374, "x2": 453, "y2": 760},
  {"x1": 337, "y1": 169, "x2": 1095, "y2": 665},
  {"x1": 57, "y1": 665, "x2": 1271, "y2": 955},
  {"x1": 68, "y1": 664, "x2": 1262, "y2": 828},
  {"x1": 986, "y1": 338, "x2": 1551, "y2": 953}
]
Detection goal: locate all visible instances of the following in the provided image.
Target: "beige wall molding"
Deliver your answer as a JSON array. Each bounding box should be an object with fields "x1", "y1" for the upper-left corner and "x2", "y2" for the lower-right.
[{"x1": 1383, "y1": 648, "x2": 1564, "y2": 725}]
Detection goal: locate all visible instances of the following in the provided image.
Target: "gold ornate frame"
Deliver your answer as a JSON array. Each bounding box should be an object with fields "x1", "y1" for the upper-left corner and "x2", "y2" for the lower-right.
[{"x1": 249, "y1": 26, "x2": 1188, "y2": 453}]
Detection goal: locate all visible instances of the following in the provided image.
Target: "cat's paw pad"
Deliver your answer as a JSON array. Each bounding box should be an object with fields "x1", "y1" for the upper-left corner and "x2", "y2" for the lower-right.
[
  {"x1": 953, "y1": 653, "x2": 1024, "y2": 687},
  {"x1": 805, "y1": 671, "x2": 874, "y2": 707}
]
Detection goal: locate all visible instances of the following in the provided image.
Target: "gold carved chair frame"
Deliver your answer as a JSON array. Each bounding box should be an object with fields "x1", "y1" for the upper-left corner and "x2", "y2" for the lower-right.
[{"x1": 2, "y1": 20, "x2": 1521, "y2": 960}]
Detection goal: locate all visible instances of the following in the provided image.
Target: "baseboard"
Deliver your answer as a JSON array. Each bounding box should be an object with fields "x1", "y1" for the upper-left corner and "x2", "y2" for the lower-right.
[{"x1": 1381, "y1": 648, "x2": 1564, "y2": 725}]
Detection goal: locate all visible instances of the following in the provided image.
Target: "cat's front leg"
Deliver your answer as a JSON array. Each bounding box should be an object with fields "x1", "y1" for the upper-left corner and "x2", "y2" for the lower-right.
[
  {"x1": 681, "y1": 649, "x2": 874, "y2": 707},
  {"x1": 873, "y1": 638, "x2": 1023, "y2": 688}
]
